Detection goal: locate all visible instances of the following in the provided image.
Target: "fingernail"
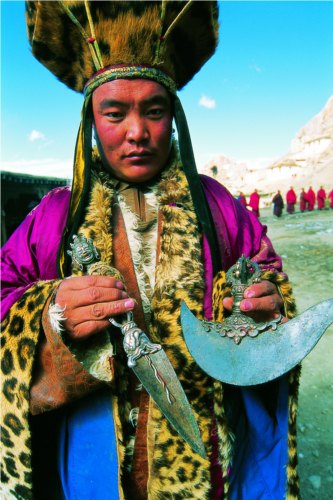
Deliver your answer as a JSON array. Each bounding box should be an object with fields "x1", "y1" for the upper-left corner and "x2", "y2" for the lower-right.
[
  {"x1": 124, "y1": 299, "x2": 135, "y2": 309},
  {"x1": 116, "y1": 281, "x2": 124, "y2": 289},
  {"x1": 242, "y1": 300, "x2": 252, "y2": 311},
  {"x1": 121, "y1": 291, "x2": 128, "y2": 298},
  {"x1": 244, "y1": 290, "x2": 255, "y2": 298}
]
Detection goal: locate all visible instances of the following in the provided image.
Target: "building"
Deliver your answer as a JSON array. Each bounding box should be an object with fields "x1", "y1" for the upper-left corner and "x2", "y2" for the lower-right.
[{"x1": 1, "y1": 171, "x2": 69, "y2": 244}]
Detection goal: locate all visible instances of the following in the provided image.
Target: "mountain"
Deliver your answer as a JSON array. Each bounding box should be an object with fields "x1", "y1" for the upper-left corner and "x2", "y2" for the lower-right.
[{"x1": 203, "y1": 95, "x2": 333, "y2": 196}]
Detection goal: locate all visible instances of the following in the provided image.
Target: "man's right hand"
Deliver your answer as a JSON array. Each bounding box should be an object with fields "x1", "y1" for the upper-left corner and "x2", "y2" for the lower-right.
[{"x1": 55, "y1": 276, "x2": 136, "y2": 340}]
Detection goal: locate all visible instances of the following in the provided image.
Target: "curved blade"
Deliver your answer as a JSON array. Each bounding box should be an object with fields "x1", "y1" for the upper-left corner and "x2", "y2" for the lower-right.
[{"x1": 181, "y1": 299, "x2": 333, "y2": 386}]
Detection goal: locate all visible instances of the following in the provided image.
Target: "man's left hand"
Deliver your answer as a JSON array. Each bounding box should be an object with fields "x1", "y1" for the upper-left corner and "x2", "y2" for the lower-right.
[{"x1": 222, "y1": 280, "x2": 284, "y2": 323}]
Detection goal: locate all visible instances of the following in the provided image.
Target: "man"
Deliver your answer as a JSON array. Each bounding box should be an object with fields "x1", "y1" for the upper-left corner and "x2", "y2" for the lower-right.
[
  {"x1": 317, "y1": 186, "x2": 326, "y2": 210},
  {"x1": 248, "y1": 189, "x2": 260, "y2": 217},
  {"x1": 237, "y1": 192, "x2": 247, "y2": 208},
  {"x1": 307, "y1": 186, "x2": 316, "y2": 211},
  {"x1": 286, "y1": 187, "x2": 297, "y2": 214},
  {"x1": 329, "y1": 188, "x2": 333, "y2": 209},
  {"x1": 300, "y1": 187, "x2": 308, "y2": 212},
  {"x1": 272, "y1": 190, "x2": 284, "y2": 217},
  {"x1": 1, "y1": 2, "x2": 299, "y2": 499}
]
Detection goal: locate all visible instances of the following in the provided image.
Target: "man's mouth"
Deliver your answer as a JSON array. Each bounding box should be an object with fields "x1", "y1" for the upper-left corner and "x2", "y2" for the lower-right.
[{"x1": 125, "y1": 150, "x2": 152, "y2": 158}]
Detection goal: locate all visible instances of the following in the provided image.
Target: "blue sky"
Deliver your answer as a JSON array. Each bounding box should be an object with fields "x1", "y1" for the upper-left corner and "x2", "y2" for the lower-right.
[{"x1": 1, "y1": 1, "x2": 333, "y2": 178}]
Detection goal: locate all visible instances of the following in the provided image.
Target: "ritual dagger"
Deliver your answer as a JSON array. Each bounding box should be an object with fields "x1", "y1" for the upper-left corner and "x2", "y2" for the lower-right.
[
  {"x1": 181, "y1": 255, "x2": 333, "y2": 386},
  {"x1": 68, "y1": 234, "x2": 206, "y2": 457}
]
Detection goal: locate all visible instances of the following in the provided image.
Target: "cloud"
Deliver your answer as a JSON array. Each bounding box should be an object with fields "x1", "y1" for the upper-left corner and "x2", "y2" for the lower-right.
[
  {"x1": 28, "y1": 129, "x2": 46, "y2": 142},
  {"x1": 249, "y1": 63, "x2": 263, "y2": 73},
  {"x1": 199, "y1": 95, "x2": 216, "y2": 110}
]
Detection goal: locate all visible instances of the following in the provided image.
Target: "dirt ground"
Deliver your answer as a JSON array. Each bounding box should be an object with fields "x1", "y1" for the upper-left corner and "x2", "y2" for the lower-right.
[{"x1": 260, "y1": 206, "x2": 333, "y2": 499}]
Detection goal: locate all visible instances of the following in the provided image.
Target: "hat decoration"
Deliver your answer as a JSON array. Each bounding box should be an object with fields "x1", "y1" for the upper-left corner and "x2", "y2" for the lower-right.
[{"x1": 25, "y1": 1, "x2": 221, "y2": 276}]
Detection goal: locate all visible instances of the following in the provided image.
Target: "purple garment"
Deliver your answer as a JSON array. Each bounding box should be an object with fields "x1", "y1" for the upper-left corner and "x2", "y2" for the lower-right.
[{"x1": 1, "y1": 187, "x2": 70, "y2": 321}]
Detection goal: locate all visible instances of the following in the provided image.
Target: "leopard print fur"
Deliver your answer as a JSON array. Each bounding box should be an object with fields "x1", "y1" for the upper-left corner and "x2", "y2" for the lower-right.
[{"x1": 1, "y1": 281, "x2": 57, "y2": 499}]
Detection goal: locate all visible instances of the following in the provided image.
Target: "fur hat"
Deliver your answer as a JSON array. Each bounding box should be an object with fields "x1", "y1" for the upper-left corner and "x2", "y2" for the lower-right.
[{"x1": 26, "y1": 1, "x2": 218, "y2": 92}]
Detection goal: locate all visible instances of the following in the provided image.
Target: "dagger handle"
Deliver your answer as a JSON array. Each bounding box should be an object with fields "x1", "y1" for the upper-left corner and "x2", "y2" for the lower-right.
[
  {"x1": 112, "y1": 314, "x2": 162, "y2": 368},
  {"x1": 109, "y1": 314, "x2": 175, "y2": 404},
  {"x1": 231, "y1": 284, "x2": 248, "y2": 315},
  {"x1": 205, "y1": 256, "x2": 281, "y2": 345},
  {"x1": 227, "y1": 255, "x2": 262, "y2": 309}
]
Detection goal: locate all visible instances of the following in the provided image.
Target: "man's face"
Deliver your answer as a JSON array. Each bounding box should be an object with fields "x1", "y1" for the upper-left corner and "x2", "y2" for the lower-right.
[{"x1": 92, "y1": 79, "x2": 173, "y2": 183}]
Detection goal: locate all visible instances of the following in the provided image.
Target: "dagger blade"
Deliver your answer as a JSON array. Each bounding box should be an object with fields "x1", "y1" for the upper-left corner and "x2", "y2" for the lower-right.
[
  {"x1": 181, "y1": 299, "x2": 333, "y2": 386},
  {"x1": 131, "y1": 348, "x2": 206, "y2": 457},
  {"x1": 110, "y1": 314, "x2": 206, "y2": 458}
]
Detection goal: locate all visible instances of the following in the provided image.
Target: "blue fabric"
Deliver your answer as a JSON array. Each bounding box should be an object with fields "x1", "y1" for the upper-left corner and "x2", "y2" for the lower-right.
[
  {"x1": 229, "y1": 376, "x2": 289, "y2": 499},
  {"x1": 55, "y1": 374, "x2": 289, "y2": 500},
  {"x1": 58, "y1": 388, "x2": 119, "y2": 500}
]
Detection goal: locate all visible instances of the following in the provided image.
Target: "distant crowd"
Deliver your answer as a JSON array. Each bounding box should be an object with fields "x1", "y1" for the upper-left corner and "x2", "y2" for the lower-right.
[{"x1": 236, "y1": 187, "x2": 333, "y2": 218}]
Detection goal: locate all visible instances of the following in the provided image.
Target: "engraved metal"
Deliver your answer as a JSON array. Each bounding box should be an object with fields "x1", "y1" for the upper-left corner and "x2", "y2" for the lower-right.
[
  {"x1": 109, "y1": 313, "x2": 162, "y2": 368},
  {"x1": 67, "y1": 234, "x2": 100, "y2": 270},
  {"x1": 110, "y1": 313, "x2": 175, "y2": 404},
  {"x1": 216, "y1": 255, "x2": 282, "y2": 344},
  {"x1": 109, "y1": 312, "x2": 206, "y2": 456}
]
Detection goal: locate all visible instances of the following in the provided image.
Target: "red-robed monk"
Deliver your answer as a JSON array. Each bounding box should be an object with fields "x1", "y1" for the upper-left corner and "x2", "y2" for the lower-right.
[
  {"x1": 307, "y1": 186, "x2": 316, "y2": 211},
  {"x1": 317, "y1": 186, "x2": 326, "y2": 210}
]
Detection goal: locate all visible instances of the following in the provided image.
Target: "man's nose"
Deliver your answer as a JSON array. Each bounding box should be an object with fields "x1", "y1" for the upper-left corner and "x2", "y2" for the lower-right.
[{"x1": 126, "y1": 116, "x2": 149, "y2": 143}]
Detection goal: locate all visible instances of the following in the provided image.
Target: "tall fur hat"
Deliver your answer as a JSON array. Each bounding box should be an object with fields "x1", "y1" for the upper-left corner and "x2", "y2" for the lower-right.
[{"x1": 26, "y1": 1, "x2": 218, "y2": 92}]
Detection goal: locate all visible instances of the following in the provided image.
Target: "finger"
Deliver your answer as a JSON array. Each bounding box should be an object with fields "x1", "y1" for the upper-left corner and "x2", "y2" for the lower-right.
[
  {"x1": 70, "y1": 319, "x2": 113, "y2": 339},
  {"x1": 64, "y1": 297, "x2": 136, "y2": 340},
  {"x1": 90, "y1": 297, "x2": 136, "y2": 319},
  {"x1": 71, "y1": 287, "x2": 129, "y2": 309},
  {"x1": 243, "y1": 280, "x2": 277, "y2": 299},
  {"x1": 57, "y1": 285, "x2": 128, "y2": 310},
  {"x1": 58, "y1": 275, "x2": 125, "y2": 293},
  {"x1": 222, "y1": 297, "x2": 233, "y2": 311},
  {"x1": 240, "y1": 293, "x2": 283, "y2": 315},
  {"x1": 67, "y1": 296, "x2": 136, "y2": 325}
]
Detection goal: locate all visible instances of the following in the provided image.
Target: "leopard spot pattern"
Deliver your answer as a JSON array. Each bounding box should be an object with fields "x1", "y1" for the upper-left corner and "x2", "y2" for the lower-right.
[{"x1": 1, "y1": 281, "x2": 57, "y2": 498}]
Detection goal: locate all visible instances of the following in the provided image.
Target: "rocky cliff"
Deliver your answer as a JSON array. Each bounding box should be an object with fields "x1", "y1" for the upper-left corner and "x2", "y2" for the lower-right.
[{"x1": 203, "y1": 95, "x2": 333, "y2": 197}]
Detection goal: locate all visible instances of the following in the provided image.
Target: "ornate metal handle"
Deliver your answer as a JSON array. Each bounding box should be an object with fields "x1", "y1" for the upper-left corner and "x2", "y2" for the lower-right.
[
  {"x1": 109, "y1": 313, "x2": 175, "y2": 404},
  {"x1": 203, "y1": 255, "x2": 282, "y2": 345},
  {"x1": 227, "y1": 256, "x2": 261, "y2": 316},
  {"x1": 109, "y1": 312, "x2": 162, "y2": 368}
]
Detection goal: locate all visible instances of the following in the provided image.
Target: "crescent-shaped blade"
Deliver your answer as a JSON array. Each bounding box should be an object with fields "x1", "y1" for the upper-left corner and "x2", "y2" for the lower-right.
[{"x1": 181, "y1": 299, "x2": 333, "y2": 386}]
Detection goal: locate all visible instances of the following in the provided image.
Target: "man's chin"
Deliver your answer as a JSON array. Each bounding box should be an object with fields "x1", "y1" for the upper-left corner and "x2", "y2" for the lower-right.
[{"x1": 110, "y1": 164, "x2": 163, "y2": 184}]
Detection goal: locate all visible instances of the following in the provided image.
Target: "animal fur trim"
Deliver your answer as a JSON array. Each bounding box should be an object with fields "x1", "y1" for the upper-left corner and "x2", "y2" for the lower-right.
[
  {"x1": 67, "y1": 149, "x2": 300, "y2": 498},
  {"x1": 117, "y1": 190, "x2": 158, "y2": 316},
  {"x1": 48, "y1": 302, "x2": 67, "y2": 334}
]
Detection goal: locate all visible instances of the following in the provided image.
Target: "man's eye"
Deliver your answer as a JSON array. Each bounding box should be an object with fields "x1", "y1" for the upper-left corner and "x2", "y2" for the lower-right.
[
  {"x1": 148, "y1": 108, "x2": 164, "y2": 117},
  {"x1": 106, "y1": 111, "x2": 123, "y2": 120}
]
